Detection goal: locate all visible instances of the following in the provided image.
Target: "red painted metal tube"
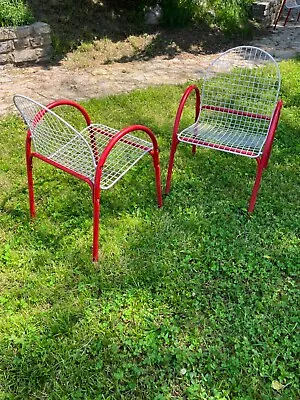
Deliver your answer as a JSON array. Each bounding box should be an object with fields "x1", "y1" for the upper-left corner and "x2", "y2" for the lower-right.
[
  {"x1": 179, "y1": 136, "x2": 257, "y2": 157},
  {"x1": 26, "y1": 130, "x2": 36, "y2": 218},
  {"x1": 202, "y1": 105, "x2": 271, "y2": 121},
  {"x1": 247, "y1": 100, "x2": 283, "y2": 212},
  {"x1": 90, "y1": 126, "x2": 151, "y2": 152},
  {"x1": 260, "y1": 100, "x2": 283, "y2": 169},
  {"x1": 165, "y1": 85, "x2": 201, "y2": 194},
  {"x1": 92, "y1": 124, "x2": 162, "y2": 262},
  {"x1": 273, "y1": 0, "x2": 286, "y2": 29},
  {"x1": 92, "y1": 194, "x2": 101, "y2": 262},
  {"x1": 46, "y1": 99, "x2": 92, "y2": 125},
  {"x1": 32, "y1": 152, "x2": 94, "y2": 190},
  {"x1": 94, "y1": 125, "x2": 161, "y2": 193},
  {"x1": 32, "y1": 99, "x2": 91, "y2": 127},
  {"x1": 284, "y1": 8, "x2": 292, "y2": 25}
]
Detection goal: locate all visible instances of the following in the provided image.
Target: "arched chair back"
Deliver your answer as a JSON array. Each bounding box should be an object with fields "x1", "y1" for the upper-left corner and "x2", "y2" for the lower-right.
[
  {"x1": 14, "y1": 95, "x2": 95, "y2": 181},
  {"x1": 194, "y1": 46, "x2": 281, "y2": 157}
]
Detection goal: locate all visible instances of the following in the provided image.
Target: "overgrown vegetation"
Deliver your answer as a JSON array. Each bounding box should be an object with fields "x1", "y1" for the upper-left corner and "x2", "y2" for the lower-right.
[
  {"x1": 0, "y1": 0, "x2": 255, "y2": 57},
  {"x1": 0, "y1": 59, "x2": 299, "y2": 399},
  {"x1": 0, "y1": 0, "x2": 34, "y2": 27},
  {"x1": 161, "y1": 0, "x2": 253, "y2": 34}
]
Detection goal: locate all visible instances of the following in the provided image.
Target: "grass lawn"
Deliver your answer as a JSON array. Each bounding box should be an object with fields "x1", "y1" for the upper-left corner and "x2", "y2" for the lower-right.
[{"x1": 0, "y1": 59, "x2": 299, "y2": 399}]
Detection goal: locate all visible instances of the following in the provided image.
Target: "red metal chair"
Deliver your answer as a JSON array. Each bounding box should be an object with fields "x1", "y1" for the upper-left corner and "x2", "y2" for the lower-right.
[
  {"x1": 274, "y1": 0, "x2": 300, "y2": 29},
  {"x1": 14, "y1": 95, "x2": 163, "y2": 261},
  {"x1": 165, "y1": 46, "x2": 282, "y2": 212}
]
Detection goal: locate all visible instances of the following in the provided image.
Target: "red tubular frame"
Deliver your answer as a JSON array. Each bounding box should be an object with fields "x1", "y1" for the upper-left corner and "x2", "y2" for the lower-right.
[
  {"x1": 274, "y1": 0, "x2": 287, "y2": 29},
  {"x1": 248, "y1": 100, "x2": 283, "y2": 212},
  {"x1": 273, "y1": 0, "x2": 300, "y2": 29},
  {"x1": 26, "y1": 101, "x2": 162, "y2": 262},
  {"x1": 202, "y1": 105, "x2": 271, "y2": 121},
  {"x1": 92, "y1": 124, "x2": 162, "y2": 262},
  {"x1": 165, "y1": 84, "x2": 283, "y2": 212},
  {"x1": 165, "y1": 85, "x2": 200, "y2": 194}
]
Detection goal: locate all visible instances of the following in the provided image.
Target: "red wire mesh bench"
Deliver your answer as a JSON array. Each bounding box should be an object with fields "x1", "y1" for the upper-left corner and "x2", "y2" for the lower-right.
[
  {"x1": 165, "y1": 46, "x2": 283, "y2": 212},
  {"x1": 14, "y1": 95, "x2": 163, "y2": 261}
]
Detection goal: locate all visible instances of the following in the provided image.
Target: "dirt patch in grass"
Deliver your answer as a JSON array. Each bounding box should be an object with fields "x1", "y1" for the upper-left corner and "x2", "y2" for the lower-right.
[
  {"x1": 24, "y1": 0, "x2": 253, "y2": 69},
  {"x1": 62, "y1": 26, "x2": 246, "y2": 70}
]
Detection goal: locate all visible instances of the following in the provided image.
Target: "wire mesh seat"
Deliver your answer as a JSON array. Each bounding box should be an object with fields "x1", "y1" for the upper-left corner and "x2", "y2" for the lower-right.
[
  {"x1": 274, "y1": 0, "x2": 300, "y2": 29},
  {"x1": 165, "y1": 46, "x2": 283, "y2": 212},
  {"x1": 14, "y1": 95, "x2": 163, "y2": 261}
]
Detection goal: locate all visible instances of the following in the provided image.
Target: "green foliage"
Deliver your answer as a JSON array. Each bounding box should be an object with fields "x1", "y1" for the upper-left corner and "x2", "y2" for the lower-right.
[
  {"x1": 160, "y1": 0, "x2": 200, "y2": 27},
  {"x1": 206, "y1": 0, "x2": 254, "y2": 34},
  {"x1": 160, "y1": 0, "x2": 254, "y2": 35},
  {"x1": 0, "y1": 59, "x2": 299, "y2": 399},
  {"x1": 0, "y1": 0, "x2": 34, "y2": 27},
  {"x1": 108, "y1": 0, "x2": 157, "y2": 11}
]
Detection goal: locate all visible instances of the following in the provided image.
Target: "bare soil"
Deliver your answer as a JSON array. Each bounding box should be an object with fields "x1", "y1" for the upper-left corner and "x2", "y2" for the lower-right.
[{"x1": 1, "y1": 21, "x2": 299, "y2": 116}]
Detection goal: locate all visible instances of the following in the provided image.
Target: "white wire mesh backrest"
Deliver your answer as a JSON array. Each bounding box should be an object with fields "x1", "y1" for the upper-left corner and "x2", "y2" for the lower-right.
[
  {"x1": 285, "y1": 0, "x2": 300, "y2": 9},
  {"x1": 13, "y1": 95, "x2": 96, "y2": 177},
  {"x1": 200, "y1": 46, "x2": 281, "y2": 133}
]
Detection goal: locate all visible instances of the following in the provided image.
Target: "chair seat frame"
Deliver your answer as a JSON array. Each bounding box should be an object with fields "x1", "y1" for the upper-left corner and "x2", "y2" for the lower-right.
[{"x1": 15, "y1": 96, "x2": 163, "y2": 261}]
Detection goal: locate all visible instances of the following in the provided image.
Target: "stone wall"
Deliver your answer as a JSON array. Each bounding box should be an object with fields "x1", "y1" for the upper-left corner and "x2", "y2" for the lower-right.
[
  {"x1": 0, "y1": 22, "x2": 52, "y2": 65},
  {"x1": 252, "y1": 0, "x2": 281, "y2": 27}
]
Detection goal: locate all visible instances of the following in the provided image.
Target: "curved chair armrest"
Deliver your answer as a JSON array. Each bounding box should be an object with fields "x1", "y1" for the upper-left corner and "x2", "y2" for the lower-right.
[
  {"x1": 94, "y1": 125, "x2": 159, "y2": 193},
  {"x1": 172, "y1": 85, "x2": 200, "y2": 140},
  {"x1": 45, "y1": 99, "x2": 92, "y2": 126},
  {"x1": 30, "y1": 99, "x2": 91, "y2": 128},
  {"x1": 263, "y1": 100, "x2": 283, "y2": 159}
]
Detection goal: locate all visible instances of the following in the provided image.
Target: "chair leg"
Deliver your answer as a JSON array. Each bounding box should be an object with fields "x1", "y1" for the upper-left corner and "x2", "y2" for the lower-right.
[
  {"x1": 284, "y1": 8, "x2": 292, "y2": 26},
  {"x1": 26, "y1": 140, "x2": 36, "y2": 218},
  {"x1": 264, "y1": 146, "x2": 273, "y2": 169},
  {"x1": 273, "y1": 0, "x2": 286, "y2": 29},
  {"x1": 151, "y1": 149, "x2": 163, "y2": 207},
  {"x1": 192, "y1": 144, "x2": 197, "y2": 154},
  {"x1": 92, "y1": 189, "x2": 101, "y2": 262},
  {"x1": 297, "y1": 12, "x2": 300, "y2": 21},
  {"x1": 248, "y1": 159, "x2": 264, "y2": 213},
  {"x1": 165, "y1": 138, "x2": 179, "y2": 194}
]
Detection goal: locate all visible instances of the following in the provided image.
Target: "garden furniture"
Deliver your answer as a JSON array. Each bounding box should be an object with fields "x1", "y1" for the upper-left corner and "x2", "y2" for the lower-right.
[
  {"x1": 14, "y1": 95, "x2": 163, "y2": 261},
  {"x1": 273, "y1": 0, "x2": 300, "y2": 29},
  {"x1": 165, "y1": 46, "x2": 282, "y2": 212}
]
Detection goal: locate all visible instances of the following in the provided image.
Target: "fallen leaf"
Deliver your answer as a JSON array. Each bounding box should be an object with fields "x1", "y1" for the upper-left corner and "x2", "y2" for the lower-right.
[{"x1": 272, "y1": 380, "x2": 285, "y2": 391}]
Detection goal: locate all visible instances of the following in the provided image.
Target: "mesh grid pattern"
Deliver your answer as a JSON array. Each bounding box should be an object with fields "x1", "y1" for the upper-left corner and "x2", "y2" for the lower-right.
[
  {"x1": 81, "y1": 124, "x2": 153, "y2": 189},
  {"x1": 14, "y1": 95, "x2": 153, "y2": 189},
  {"x1": 179, "y1": 46, "x2": 280, "y2": 157},
  {"x1": 285, "y1": 0, "x2": 300, "y2": 9}
]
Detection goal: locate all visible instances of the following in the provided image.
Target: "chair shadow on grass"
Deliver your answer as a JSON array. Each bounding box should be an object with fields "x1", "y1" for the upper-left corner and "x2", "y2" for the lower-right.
[
  {"x1": 1, "y1": 124, "x2": 299, "y2": 397},
  {"x1": 1, "y1": 155, "x2": 298, "y2": 397}
]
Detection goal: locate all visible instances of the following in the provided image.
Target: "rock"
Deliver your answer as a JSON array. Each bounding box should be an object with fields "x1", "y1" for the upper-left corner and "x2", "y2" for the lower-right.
[
  {"x1": 0, "y1": 28, "x2": 17, "y2": 40},
  {"x1": 0, "y1": 22, "x2": 52, "y2": 65},
  {"x1": 145, "y1": 5, "x2": 162, "y2": 25},
  {"x1": 13, "y1": 48, "x2": 40, "y2": 63},
  {"x1": 0, "y1": 40, "x2": 14, "y2": 54}
]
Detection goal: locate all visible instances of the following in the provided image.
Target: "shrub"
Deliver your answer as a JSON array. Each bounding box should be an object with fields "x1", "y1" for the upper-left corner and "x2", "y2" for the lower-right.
[
  {"x1": 160, "y1": 0, "x2": 201, "y2": 26},
  {"x1": 160, "y1": 0, "x2": 253, "y2": 35},
  {"x1": 207, "y1": 0, "x2": 254, "y2": 34},
  {"x1": 0, "y1": 0, "x2": 34, "y2": 27}
]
